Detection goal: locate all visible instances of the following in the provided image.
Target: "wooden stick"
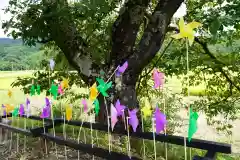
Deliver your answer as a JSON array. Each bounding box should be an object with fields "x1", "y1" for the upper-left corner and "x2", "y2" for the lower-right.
[
  {"x1": 162, "y1": 88, "x2": 168, "y2": 160},
  {"x1": 126, "y1": 117, "x2": 131, "y2": 158},
  {"x1": 90, "y1": 117, "x2": 95, "y2": 160},
  {"x1": 185, "y1": 37, "x2": 190, "y2": 160},
  {"x1": 43, "y1": 118, "x2": 48, "y2": 154},
  {"x1": 9, "y1": 116, "x2": 13, "y2": 151},
  {"x1": 24, "y1": 117, "x2": 27, "y2": 153},
  {"x1": 17, "y1": 116, "x2": 19, "y2": 152},
  {"x1": 103, "y1": 97, "x2": 111, "y2": 152},
  {"x1": 152, "y1": 118, "x2": 157, "y2": 160},
  {"x1": 63, "y1": 113, "x2": 67, "y2": 160},
  {"x1": 141, "y1": 111, "x2": 146, "y2": 159}
]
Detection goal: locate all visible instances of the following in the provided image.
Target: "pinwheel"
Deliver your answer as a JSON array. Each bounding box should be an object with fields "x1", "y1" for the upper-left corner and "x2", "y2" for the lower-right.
[
  {"x1": 154, "y1": 107, "x2": 167, "y2": 134},
  {"x1": 128, "y1": 109, "x2": 139, "y2": 132},
  {"x1": 171, "y1": 17, "x2": 202, "y2": 46},
  {"x1": 111, "y1": 104, "x2": 118, "y2": 131},
  {"x1": 116, "y1": 61, "x2": 128, "y2": 77},
  {"x1": 115, "y1": 99, "x2": 126, "y2": 117},
  {"x1": 96, "y1": 78, "x2": 112, "y2": 97}
]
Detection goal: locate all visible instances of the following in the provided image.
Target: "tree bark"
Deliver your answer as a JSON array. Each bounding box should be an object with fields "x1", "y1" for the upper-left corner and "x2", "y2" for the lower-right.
[{"x1": 110, "y1": 0, "x2": 150, "y2": 65}]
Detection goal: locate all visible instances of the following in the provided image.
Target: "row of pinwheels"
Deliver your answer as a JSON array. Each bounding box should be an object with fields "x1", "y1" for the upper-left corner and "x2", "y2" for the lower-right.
[
  {"x1": 3, "y1": 56, "x2": 198, "y2": 141},
  {"x1": 29, "y1": 78, "x2": 69, "y2": 99}
]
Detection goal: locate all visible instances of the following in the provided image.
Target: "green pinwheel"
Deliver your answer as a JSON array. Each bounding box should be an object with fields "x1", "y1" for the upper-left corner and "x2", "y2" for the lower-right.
[
  {"x1": 93, "y1": 99, "x2": 100, "y2": 116},
  {"x1": 30, "y1": 85, "x2": 36, "y2": 96},
  {"x1": 96, "y1": 78, "x2": 112, "y2": 97},
  {"x1": 12, "y1": 107, "x2": 19, "y2": 117},
  {"x1": 49, "y1": 82, "x2": 58, "y2": 99},
  {"x1": 188, "y1": 106, "x2": 199, "y2": 142}
]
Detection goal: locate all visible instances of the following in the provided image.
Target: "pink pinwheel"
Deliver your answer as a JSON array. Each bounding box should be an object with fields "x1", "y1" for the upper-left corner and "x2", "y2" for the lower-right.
[
  {"x1": 116, "y1": 61, "x2": 128, "y2": 76},
  {"x1": 152, "y1": 68, "x2": 165, "y2": 89},
  {"x1": 115, "y1": 99, "x2": 126, "y2": 117},
  {"x1": 128, "y1": 109, "x2": 139, "y2": 132},
  {"x1": 111, "y1": 104, "x2": 118, "y2": 131},
  {"x1": 82, "y1": 99, "x2": 88, "y2": 113},
  {"x1": 154, "y1": 107, "x2": 167, "y2": 134},
  {"x1": 19, "y1": 104, "x2": 25, "y2": 117},
  {"x1": 58, "y1": 84, "x2": 63, "y2": 95}
]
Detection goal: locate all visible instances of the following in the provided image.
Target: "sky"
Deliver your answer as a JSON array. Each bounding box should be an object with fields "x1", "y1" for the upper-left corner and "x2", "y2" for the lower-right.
[{"x1": 0, "y1": 0, "x2": 11, "y2": 38}]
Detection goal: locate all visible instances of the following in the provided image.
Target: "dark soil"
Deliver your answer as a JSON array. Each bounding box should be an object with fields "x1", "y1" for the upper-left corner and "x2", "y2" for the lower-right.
[{"x1": 0, "y1": 136, "x2": 105, "y2": 160}]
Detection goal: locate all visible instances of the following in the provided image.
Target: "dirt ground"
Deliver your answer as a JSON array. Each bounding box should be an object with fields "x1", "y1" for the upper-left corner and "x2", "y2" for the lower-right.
[{"x1": 0, "y1": 138, "x2": 104, "y2": 160}]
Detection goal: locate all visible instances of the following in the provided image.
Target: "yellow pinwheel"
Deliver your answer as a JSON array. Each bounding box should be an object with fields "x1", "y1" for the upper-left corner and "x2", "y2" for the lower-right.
[
  {"x1": 171, "y1": 17, "x2": 202, "y2": 46},
  {"x1": 8, "y1": 89, "x2": 12, "y2": 98},
  {"x1": 89, "y1": 83, "x2": 98, "y2": 102},
  {"x1": 66, "y1": 104, "x2": 72, "y2": 121},
  {"x1": 141, "y1": 99, "x2": 152, "y2": 119},
  {"x1": 61, "y1": 78, "x2": 69, "y2": 89},
  {"x1": 5, "y1": 104, "x2": 14, "y2": 114}
]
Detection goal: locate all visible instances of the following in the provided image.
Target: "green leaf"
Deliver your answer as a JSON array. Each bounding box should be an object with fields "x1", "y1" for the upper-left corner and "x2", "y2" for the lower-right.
[{"x1": 209, "y1": 18, "x2": 221, "y2": 36}]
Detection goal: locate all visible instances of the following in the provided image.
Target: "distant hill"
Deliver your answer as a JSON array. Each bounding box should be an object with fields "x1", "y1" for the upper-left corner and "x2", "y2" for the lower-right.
[
  {"x1": 0, "y1": 38, "x2": 44, "y2": 70},
  {"x1": 0, "y1": 38, "x2": 23, "y2": 45}
]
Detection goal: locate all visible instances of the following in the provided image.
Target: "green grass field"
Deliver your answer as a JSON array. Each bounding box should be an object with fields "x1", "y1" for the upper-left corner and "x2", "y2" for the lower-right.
[{"x1": 0, "y1": 71, "x2": 33, "y2": 105}]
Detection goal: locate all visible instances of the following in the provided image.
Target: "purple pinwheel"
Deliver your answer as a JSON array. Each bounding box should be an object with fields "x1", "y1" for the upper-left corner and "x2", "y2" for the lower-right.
[
  {"x1": 128, "y1": 109, "x2": 139, "y2": 132},
  {"x1": 2, "y1": 104, "x2": 6, "y2": 116},
  {"x1": 45, "y1": 97, "x2": 51, "y2": 107},
  {"x1": 116, "y1": 61, "x2": 128, "y2": 77},
  {"x1": 26, "y1": 98, "x2": 30, "y2": 106},
  {"x1": 49, "y1": 59, "x2": 55, "y2": 71},
  {"x1": 154, "y1": 107, "x2": 167, "y2": 134},
  {"x1": 115, "y1": 99, "x2": 126, "y2": 117},
  {"x1": 40, "y1": 107, "x2": 50, "y2": 118},
  {"x1": 19, "y1": 104, "x2": 25, "y2": 117},
  {"x1": 26, "y1": 98, "x2": 31, "y2": 117}
]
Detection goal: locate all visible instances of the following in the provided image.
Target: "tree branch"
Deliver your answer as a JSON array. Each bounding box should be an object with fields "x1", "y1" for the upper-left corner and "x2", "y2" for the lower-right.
[
  {"x1": 194, "y1": 38, "x2": 240, "y2": 92},
  {"x1": 136, "y1": 38, "x2": 173, "y2": 93},
  {"x1": 110, "y1": 0, "x2": 150, "y2": 66},
  {"x1": 41, "y1": 0, "x2": 94, "y2": 85},
  {"x1": 125, "y1": 0, "x2": 184, "y2": 84},
  {"x1": 37, "y1": 37, "x2": 53, "y2": 44},
  {"x1": 167, "y1": 26, "x2": 240, "y2": 92}
]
